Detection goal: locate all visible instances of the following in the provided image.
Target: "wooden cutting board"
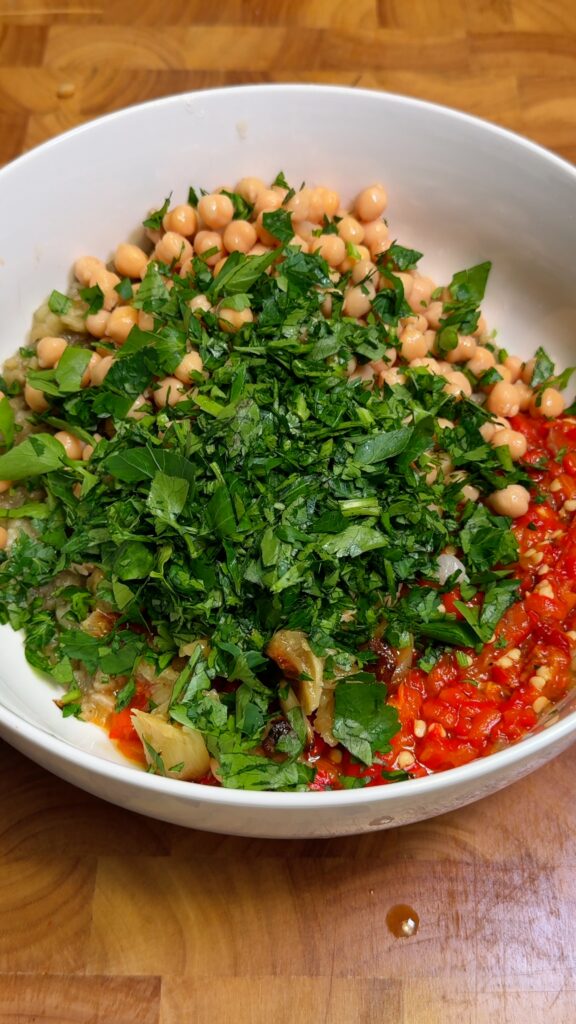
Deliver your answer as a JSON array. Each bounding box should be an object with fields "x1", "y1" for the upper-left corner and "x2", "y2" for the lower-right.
[{"x1": 1, "y1": 2, "x2": 576, "y2": 1021}]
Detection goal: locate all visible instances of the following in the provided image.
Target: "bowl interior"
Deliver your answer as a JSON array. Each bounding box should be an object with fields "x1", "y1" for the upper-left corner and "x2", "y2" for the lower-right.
[{"x1": 1, "y1": 84, "x2": 576, "y2": 800}]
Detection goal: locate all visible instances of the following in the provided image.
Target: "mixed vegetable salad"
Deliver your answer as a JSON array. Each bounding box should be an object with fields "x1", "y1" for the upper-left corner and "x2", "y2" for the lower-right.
[{"x1": 0, "y1": 172, "x2": 574, "y2": 792}]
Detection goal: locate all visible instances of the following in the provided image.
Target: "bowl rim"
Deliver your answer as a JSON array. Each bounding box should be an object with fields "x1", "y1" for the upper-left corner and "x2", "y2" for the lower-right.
[{"x1": 1, "y1": 82, "x2": 576, "y2": 809}]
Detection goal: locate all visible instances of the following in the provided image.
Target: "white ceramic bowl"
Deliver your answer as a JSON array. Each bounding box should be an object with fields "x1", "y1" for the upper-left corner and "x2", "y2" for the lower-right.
[{"x1": 1, "y1": 85, "x2": 576, "y2": 838}]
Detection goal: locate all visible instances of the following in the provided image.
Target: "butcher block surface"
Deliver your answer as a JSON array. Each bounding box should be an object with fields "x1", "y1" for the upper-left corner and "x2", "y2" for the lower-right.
[{"x1": 1, "y1": 1, "x2": 576, "y2": 1021}]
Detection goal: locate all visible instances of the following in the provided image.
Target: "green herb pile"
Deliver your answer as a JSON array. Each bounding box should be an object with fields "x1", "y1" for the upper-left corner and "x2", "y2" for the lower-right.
[{"x1": 0, "y1": 190, "x2": 529, "y2": 790}]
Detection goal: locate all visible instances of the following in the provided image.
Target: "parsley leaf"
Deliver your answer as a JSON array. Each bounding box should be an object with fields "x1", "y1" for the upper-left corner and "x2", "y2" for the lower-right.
[
  {"x1": 333, "y1": 681, "x2": 399, "y2": 766},
  {"x1": 143, "y1": 195, "x2": 171, "y2": 230}
]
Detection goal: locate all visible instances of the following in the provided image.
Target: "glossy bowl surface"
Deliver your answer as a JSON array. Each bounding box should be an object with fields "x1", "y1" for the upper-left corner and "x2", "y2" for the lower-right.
[{"x1": 1, "y1": 84, "x2": 575, "y2": 837}]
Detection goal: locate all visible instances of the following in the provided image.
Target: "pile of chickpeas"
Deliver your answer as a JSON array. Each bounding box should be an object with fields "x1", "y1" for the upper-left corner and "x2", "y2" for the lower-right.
[{"x1": 2, "y1": 175, "x2": 569, "y2": 548}]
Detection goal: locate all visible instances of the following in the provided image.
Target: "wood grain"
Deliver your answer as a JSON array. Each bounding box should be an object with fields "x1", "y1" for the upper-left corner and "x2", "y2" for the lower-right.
[{"x1": 1, "y1": 2, "x2": 576, "y2": 1021}]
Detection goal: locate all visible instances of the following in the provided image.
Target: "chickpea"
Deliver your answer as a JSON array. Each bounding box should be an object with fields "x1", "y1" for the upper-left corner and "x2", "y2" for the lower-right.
[
  {"x1": 400, "y1": 313, "x2": 427, "y2": 334},
  {"x1": 530, "y1": 386, "x2": 565, "y2": 419},
  {"x1": 37, "y1": 335, "x2": 67, "y2": 369},
  {"x1": 291, "y1": 219, "x2": 316, "y2": 243},
  {"x1": 0, "y1": 526, "x2": 7, "y2": 550},
  {"x1": 138, "y1": 311, "x2": 155, "y2": 331},
  {"x1": 362, "y1": 219, "x2": 388, "y2": 252},
  {"x1": 248, "y1": 243, "x2": 272, "y2": 257},
  {"x1": 514, "y1": 380, "x2": 533, "y2": 411},
  {"x1": 289, "y1": 234, "x2": 309, "y2": 253},
  {"x1": 354, "y1": 183, "x2": 388, "y2": 222},
  {"x1": 473, "y1": 313, "x2": 488, "y2": 338},
  {"x1": 74, "y1": 255, "x2": 104, "y2": 285},
  {"x1": 127, "y1": 394, "x2": 150, "y2": 420},
  {"x1": 223, "y1": 219, "x2": 257, "y2": 254},
  {"x1": 443, "y1": 371, "x2": 473, "y2": 398},
  {"x1": 285, "y1": 190, "x2": 310, "y2": 221},
  {"x1": 153, "y1": 376, "x2": 189, "y2": 408},
  {"x1": 426, "y1": 453, "x2": 453, "y2": 485},
  {"x1": 370, "y1": 235, "x2": 392, "y2": 260},
  {"x1": 145, "y1": 225, "x2": 161, "y2": 246},
  {"x1": 480, "y1": 416, "x2": 510, "y2": 442},
  {"x1": 381, "y1": 367, "x2": 406, "y2": 387},
  {"x1": 0, "y1": 481, "x2": 11, "y2": 495},
  {"x1": 504, "y1": 354, "x2": 523, "y2": 383},
  {"x1": 310, "y1": 234, "x2": 346, "y2": 268},
  {"x1": 351, "y1": 259, "x2": 378, "y2": 286},
  {"x1": 400, "y1": 326, "x2": 430, "y2": 362},
  {"x1": 189, "y1": 294, "x2": 211, "y2": 314},
  {"x1": 235, "y1": 176, "x2": 266, "y2": 205},
  {"x1": 314, "y1": 187, "x2": 340, "y2": 219},
  {"x1": 521, "y1": 358, "x2": 536, "y2": 385},
  {"x1": 154, "y1": 231, "x2": 193, "y2": 268},
  {"x1": 107, "y1": 305, "x2": 139, "y2": 345},
  {"x1": 425, "y1": 300, "x2": 444, "y2": 330},
  {"x1": 445, "y1": 334, "x2": 477, "y2": 364},
  {"x1": 343, "y1": 283, "x2": 375, "y2": 318},
  {"x1": 461, "y1": 483, "x2": 480, "y2": 503},
  {"x1": 114, "y1": 243, "x2": 148, "y2": 279},
  {"x1": 213, "y1": 256, "x2": 229, "y2": 277},
  {"x1": 350, "y1": 362, "x2": 375, "y2": 384},
  {"x1": 24, "y1": 382, "x2": 49, "y2": 413},
  {"x1": 81, "y1": 351, "x2": 102, "y2": 387},
  {"x1": 253, "y1": 189, "x2": 283, "y2": 216},
  {"x1": 82, "y1": 444, "x2": 94, "y2": 461},
  {"x1": 303, "y1": 188, "x2": 327, "y2": 224},
  {"x1": 491, "y1": 428, "x2": 528, "y2": 460},
  {"x1": 488, "y1": 484, "x2": 531, "y2": 518},
  {"x1": 337, "y1": 216, "x2": 365, "y2": 245},
  {"x1": 379, "y1": 271, "x2": 412, "y2": 302},
  {"x1": 175, "y1": 350, "x2": 203, "y2": 383},
  {"x1": 178, "y1": 257, "x2": 194, "y2": 279},
  {"x1": 162, "y1": 204, "x2": 197, "y2": 237},
  {"x1": 270, "y1": 185, "x2": 288, "y2": 203},
  {"x1": 486, "y1": 381, "x2": 521, "y2": 417},
  {"x1": 410, "y1": 357, "x2": 442, "y2": 375},
  {"x1": 86, "y1": 309, "x2": 110, "y2": 339},
  {"x1": 408, "y1": 274, "x2": 436, "y2": 313},
  {"x1": 90, "y1": 355, "x2": 115, "y2": 386},
  {"x1": 54, "y1": 431, "x2": 83, "y2": 460},
  {"x1": 489, "y1": 365, "x2": 513, "y2": 386},
  {"x1": 339, "y1": 244, "x2": 371, "y2": 274},
  {"x1": 194, "y1": 230, "x2": 224, "y2": 266},
  {"x1": 197, "y1": 192, "x2": 234, "y2": 231},
  {"x1": 88, "y1": 267, "x2": 121, "y2": 307},
  {"x1": 320, "y1": 293, "x2": 333, "y2": 318},
  {"x1": 467, "y1": 346, "x2": 496, "y2": 378},
  {"x1": 218, "y1": 306, "x2": 254, "y2": 334}
]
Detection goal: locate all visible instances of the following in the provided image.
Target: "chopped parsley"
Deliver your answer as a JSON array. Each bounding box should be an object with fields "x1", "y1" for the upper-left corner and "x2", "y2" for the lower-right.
[{"x1": 0, "y1": 196, "x2": 532, "y2": 792}]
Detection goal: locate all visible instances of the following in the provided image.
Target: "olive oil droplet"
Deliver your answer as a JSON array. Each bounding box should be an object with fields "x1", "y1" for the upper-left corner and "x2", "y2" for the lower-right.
[{"x1": 386, "y1": 904, "x2": 420, "y2": 938}]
